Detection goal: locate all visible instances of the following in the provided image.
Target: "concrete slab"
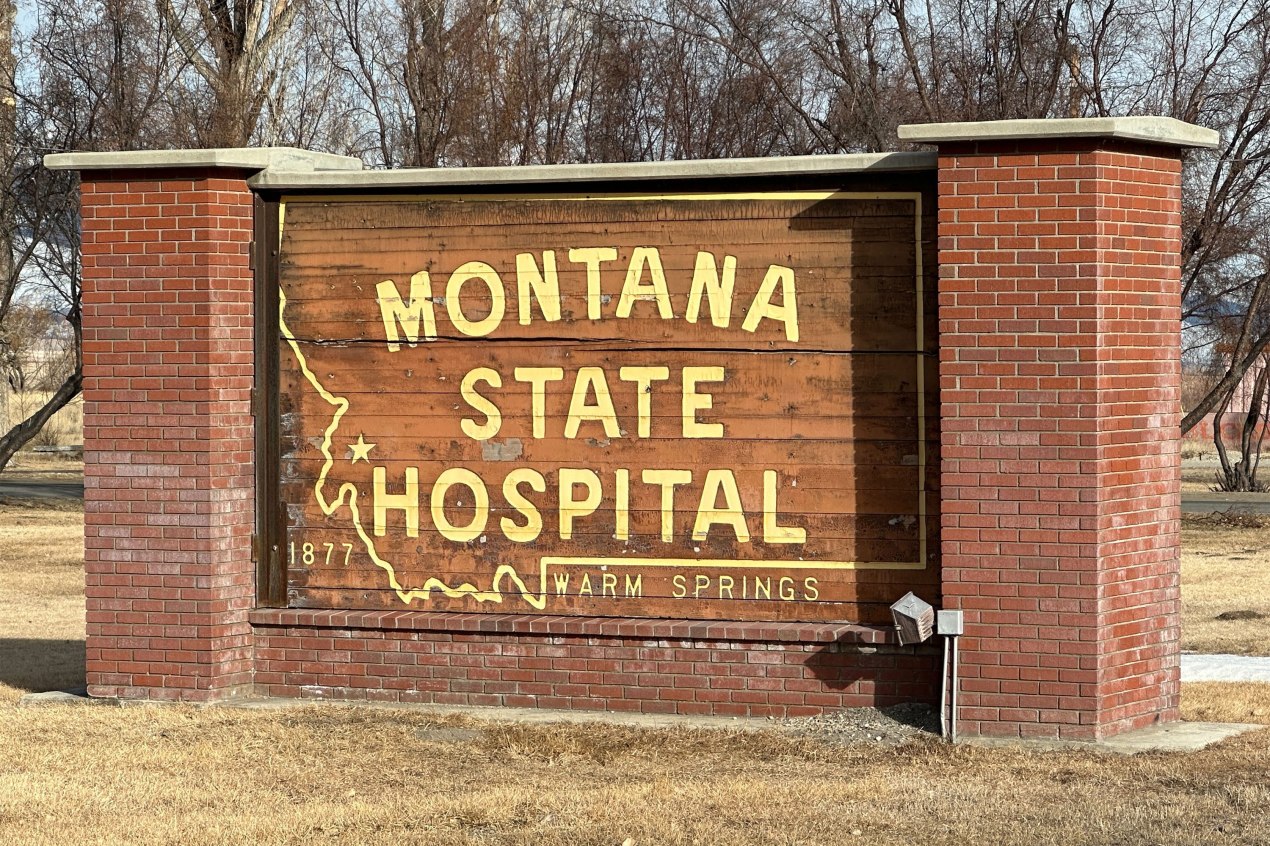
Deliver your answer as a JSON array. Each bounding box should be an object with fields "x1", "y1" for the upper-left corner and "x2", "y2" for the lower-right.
[
  {"x1": 17, "y1": 687, "x2": 107, "y2": 707},
  {"x1": 223, "y1": 695, "x2": 778, "y2": 732},
  {"x1": 1099, "y1": 721, "x2": 1265, "y2": 754},
  {"x1": 1180, "y1": 492, "x2": 1270, "y2": 514},
  {"x1": 44, "y1": 147, "x2": 363, "y2": 174},
  {"x1": 248, "y1": 151, "x2": 937, "y2": 190},
  {"x1": 1183, "y1": 653, "x2": 1270, "y2": 682},
  {"x1": 898, "y1": 116, "x2": 1219, "y2": 149},
  {"x1": 962, "y1": 720, "x2": 1265, "y2": 755}
]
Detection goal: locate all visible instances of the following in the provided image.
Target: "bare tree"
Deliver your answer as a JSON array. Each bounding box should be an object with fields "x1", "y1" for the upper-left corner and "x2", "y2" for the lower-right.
[
  {"x1": 575, "y1": 8, "x2": 661, "y2": 162},
  {"x1": 0, "y1": 0, "x2": 77, "y2": 469},
  {"x1": 1211, "y1": 352, "x2": 1270, "y2": 491},
  {"x1": 7, "y1": 0, "x2": 1270, "y2": 478},
  {"x1": 158, "y1": 0, "x2": 304, "y2": 146},
  {"x1": 0, "y1": 0, "x2": 181, "y2": 469}
]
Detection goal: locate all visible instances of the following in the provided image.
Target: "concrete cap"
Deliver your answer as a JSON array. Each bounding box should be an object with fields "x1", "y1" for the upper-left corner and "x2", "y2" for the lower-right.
[
  {"x1": 43, "y1": 147, "x2": 364, "y2": 174},
  {"x1": 897, "y1": 116, "x2": 1220, "y2": 149},
  {"x1": 963, "y1": 721, "x2": 1265, "y2": 755},
  {"x1": 248, "y1": 151, "x2": 936, "y2": 190}
]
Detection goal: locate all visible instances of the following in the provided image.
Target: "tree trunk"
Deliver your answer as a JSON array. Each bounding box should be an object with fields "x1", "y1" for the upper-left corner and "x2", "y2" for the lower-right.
[
  {"x1": 1182, "y1": 330, "x2": 1270, "y2": 434},
  {"x1": 1212, "y1": 360, "x2": 1270, "y2": 492},
  {"x1": 0, "y1": 0, "x2": 17, "y2": 307}
]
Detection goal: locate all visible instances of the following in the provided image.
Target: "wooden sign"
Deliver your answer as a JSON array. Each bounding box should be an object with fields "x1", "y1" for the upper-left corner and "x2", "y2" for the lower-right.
[{"x1": 274, "y1": 188, "x2": 937, "y2": 623}]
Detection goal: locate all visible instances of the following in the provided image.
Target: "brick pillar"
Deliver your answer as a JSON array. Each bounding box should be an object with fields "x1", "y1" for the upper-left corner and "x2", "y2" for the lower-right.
[
  {"x1": 76, "y1": 168, "x2": 257, "y2": 700},
  {"x1": 899, "y1": 118, "x2": 1218, "y2": 740},
  {"x1": 46, "y1": 149, "x2": 360, "y2": 701}
]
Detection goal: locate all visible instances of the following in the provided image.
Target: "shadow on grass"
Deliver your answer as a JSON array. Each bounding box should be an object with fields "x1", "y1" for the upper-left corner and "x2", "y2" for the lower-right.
[{"x1": 0, "y1": 638, "x2": 86, "y2": 693}]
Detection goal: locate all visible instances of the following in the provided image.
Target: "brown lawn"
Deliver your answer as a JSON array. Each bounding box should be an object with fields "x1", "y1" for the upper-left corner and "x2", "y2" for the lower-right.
[{"x1": 1181, "y1": 516, "x2": 1270, "y2": 655}]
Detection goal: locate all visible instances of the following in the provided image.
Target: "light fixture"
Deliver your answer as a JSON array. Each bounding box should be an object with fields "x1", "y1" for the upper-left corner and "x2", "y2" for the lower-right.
[{"x1": 890, "y1": 591, "x2": 935, "y2": 646}]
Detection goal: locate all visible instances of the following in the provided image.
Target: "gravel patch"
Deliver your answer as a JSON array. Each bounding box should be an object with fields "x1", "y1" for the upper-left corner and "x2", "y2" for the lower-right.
[{"x1": 783, "y1": 702, "x2": 942, "y2": 745}]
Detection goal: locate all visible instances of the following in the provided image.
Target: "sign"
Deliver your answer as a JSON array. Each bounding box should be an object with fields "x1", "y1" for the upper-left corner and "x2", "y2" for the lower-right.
[{"x1": 275, "y1": 189, "x2": 936, "y2": 622}]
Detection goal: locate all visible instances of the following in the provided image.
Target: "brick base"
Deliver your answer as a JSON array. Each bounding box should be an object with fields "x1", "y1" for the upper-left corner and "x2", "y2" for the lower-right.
[{"x1": 249, "y1": 611, "x2": 939, "y2": 717}]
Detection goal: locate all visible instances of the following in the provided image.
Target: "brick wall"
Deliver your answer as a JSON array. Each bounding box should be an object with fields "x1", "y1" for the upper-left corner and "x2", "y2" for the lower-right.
[
  {"x1": 935, "y1": 139, "x2": 1182, "y2": 739},
  {"x1": 250, "y1": 611, "x2": 938, "y2": 716},
  {"x1": 80, "y1": 170, "x2": 257, "y2": 701}
]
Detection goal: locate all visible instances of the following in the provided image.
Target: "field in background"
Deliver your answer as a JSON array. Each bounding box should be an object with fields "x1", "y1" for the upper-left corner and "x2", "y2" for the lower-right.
[
  {"x1": 0, "y1": 450, "x2": 84, "y2": 482},
  {"x1": 0, "y1": 391, "x2": 83, "y2": 449},
  {"x1": 3, "y1": 468, "x2": 1270, "y2": 844},
  {"x1": 1180, "y1": 451, "x2": 1270, "y2": 492},
  {"x1": 1182, "y1": 462, "x2": 1219, "y2": 493}
]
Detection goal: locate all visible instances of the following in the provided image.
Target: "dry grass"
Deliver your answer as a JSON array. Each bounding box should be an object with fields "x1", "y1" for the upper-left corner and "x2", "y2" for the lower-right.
[
  {"x1": 1182, "y1": 682, "x2": 1270, "y2": 724},
  {"x1": 1181, "y1": 461, "x2": 1213, "y2": 493},
  {"x1": 0, "y1": 504, "x2": 85, "y2": 700},
  {"x1": 0, "y1": 702, "x2": 1266, "y2": 845},
  {"x1": 0, "y1": 452, "x2": 84, "y2": 483},
  {"x1": 2, "y1": 499, "x2": 1270, "y2": 844},
  {"x1": 1180, "y1": 450, "x2": 1270, "y2": 492},
  {"x1": 1181, "y1": 517, "x2": 1270, "y2": 655}
]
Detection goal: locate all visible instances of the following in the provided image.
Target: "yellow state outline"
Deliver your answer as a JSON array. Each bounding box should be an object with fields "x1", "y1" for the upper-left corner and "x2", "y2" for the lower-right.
[{"x1": 279, "y1": 287, "x2": 548, "y2": 609}]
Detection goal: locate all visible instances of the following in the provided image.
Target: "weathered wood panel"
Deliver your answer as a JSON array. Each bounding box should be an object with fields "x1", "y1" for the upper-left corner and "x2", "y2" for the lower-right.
[{"x1": 276, "y1": 190, "x2": 937, "y2": 623}]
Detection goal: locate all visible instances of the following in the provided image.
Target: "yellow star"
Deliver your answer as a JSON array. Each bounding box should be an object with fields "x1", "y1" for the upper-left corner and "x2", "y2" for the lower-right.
[{"x1": 349, "y1": 434, "x2": 375, "y2": 464}]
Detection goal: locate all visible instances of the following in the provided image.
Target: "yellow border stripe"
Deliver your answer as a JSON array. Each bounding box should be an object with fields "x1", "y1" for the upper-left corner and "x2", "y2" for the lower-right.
[
  {"x1": 914, "y1": 195, "x2": 928, "y2": 571},
  {"x1": 275, "y1": 189, "x2": 930, "y2": 611},
  {"x1": 545, "y1": 557, "x2": 925, "y2": 571},
  {"x1": 279, "y1": 189, "x2": 903, "y2": 204}
]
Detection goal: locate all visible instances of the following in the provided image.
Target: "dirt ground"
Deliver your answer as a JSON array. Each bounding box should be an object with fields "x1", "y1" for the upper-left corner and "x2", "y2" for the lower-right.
[{"x1": 3, "y1": 480, "x2": 1270, "y2": 844}]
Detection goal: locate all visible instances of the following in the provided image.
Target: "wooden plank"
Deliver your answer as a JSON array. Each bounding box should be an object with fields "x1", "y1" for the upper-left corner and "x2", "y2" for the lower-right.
[
  {"x1": 278, "y1": 459, "x2": 929, "y2": 493},
  {"x1": 277, "y1": 195, "x2": 932, "y2": 353},
  {"x1": 284, "y1": 589, "x2": 917, "y2": 626},
  {"x1": 277, "y1": 345, "x2": 936, "y2": 397},
  {"x1": 277, "y1": 345, "x2": 936, "y2": 444},
  {"x1": 255, "y1": 195, "x2": 285, "y2": 607},
  {"x1": 279, "y1": 195, "x2": 919, "y2": 229},
  {"x1": 278, "y1": 475, "x2": 928, "y2": 519},
  {"x1": 279, "y1": 297, "x2": 926, "y2": 352}
]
